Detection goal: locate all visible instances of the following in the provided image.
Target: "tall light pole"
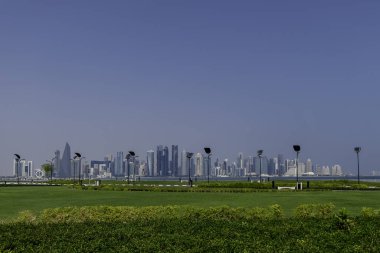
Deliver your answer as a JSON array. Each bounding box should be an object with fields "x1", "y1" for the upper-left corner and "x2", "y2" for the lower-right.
[
  {"x1": 187, "y1": 152, "x2": 193, "y2": 187},
  {"x1": 257, "y1": 150, "x2": 263, "y2": 183},
  {"x1": 72, "y1": 155, "x2": 78, "y2": 185},
  {"x1": 14, "y1": 154, "x2": 21, "y2": 184},
  {"x1": 74, "y1": 153, "x2": 85, "y2": 185},
  {"x1": 354, "y1": 147, "x2": 361, "y2": 184},
  {"x1": 204, "y1": 147, "x2": 211, "y2": 183},
  {"x1": 293, "y1": 145, "x2": 301, "y2": 189}
]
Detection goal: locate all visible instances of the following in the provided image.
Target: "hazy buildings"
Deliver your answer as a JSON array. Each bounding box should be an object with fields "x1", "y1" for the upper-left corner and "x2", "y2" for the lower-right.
[
  {"x1": 13, "y1": 159, "x2": 33, "y2": 178},
  {"x1": 38, "y1": 144, "x2": 347, "y2": 179}
]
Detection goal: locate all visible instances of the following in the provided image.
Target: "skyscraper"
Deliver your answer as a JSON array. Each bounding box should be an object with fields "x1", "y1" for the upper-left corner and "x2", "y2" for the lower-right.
[
  {"x1": 13, "y1": 158, "x2": 20, "y2": 177},
  {"x1": 180, "y1": 149, "x2": 188, "y2": 176},
  {"x1": 306, "y1": 159, "x2": 312, "y2": 173},
  {"x1": 171, "y1": 145, "x2": 178, "y2": 177},
  {"x1": 27, "y1": 161, "x2": 33, "y2": 178},
  {"x1": 268, "y1": 158, "x2": 276, "y2": 175},
  {"x1": 237, "y1": 153, "x2": 243, "y2": 170},
  {"x1": 147, "y1": 150, "x2": 155, "y2": 176},
  {"x1": 194, "y1": 153, "x2": 204, "y2": 177},
  {"x1": 54, "y1": 150, "x2": 61, "y2": 177},
  {"x1": 60, "y1": 142, "x2": 71, "y2": 178},
  {"x1": 115, "y1": 151, "x2": 124, "y2": 177},
  {"x1": 163, "y1": 146, "x2": 169, "y2": 176},
  {"x1": 277, "y1": 154, "x2": 285, "y2": 176},
  {"x1": 157, "y1": 145, "x2": 169, "y2": 176}
]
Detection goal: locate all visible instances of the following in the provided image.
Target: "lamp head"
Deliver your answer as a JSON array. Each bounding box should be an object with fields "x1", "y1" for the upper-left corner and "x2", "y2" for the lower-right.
[
  {"x1": 14, "y1": 154, "x2": 21, "y2": 160},
  {"x1": 204, "y1": 147, "x2": 211, "y2": 154},
  {"x1": 186, "y1": 152, "x2": 193, "y2": 159},
  {"x1": 257, "y1": 150, "x2": 263, "y2": 156},
  {"x1": 293, "y1": 145, "x2": 301, "y2": 152},
  {"x1": 74, "y1": 152, "x2": 81, "y2": 158},
  {"x1": 129, "y1": 151, "x2": 135, "y2": 156},
  {"x1": 354, "y1": 147, "x2": 361, "y2": 153}
]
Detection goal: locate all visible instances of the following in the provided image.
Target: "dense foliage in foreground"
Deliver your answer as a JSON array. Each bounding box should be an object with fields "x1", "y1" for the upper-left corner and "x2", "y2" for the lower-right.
[{"x1": 1, "y1": 205, "x2": 380, "y2": 252}]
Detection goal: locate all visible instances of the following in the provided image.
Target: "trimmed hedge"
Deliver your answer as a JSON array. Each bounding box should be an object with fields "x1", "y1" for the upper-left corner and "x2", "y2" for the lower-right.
[{"x1": 1, "y1": 205, "x2": 380, "y2": 252}]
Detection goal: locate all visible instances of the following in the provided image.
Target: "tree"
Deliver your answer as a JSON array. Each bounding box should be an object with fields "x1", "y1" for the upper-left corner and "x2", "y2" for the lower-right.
[{"x1": 41, "y1": 163, "x2": 53, "y2": 183}]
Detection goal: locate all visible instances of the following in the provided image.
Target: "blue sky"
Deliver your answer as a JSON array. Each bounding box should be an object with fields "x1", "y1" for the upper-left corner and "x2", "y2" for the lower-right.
[{"x1": 1, "y1": 0, "x2": 379, "y2": 175}]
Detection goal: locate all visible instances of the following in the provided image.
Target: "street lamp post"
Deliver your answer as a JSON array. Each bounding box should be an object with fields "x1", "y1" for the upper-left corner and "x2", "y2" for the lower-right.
[
  {"x1": 74, "y1": 153, "x2": 85, "y2": 185},
  {"x1": 14, "y1": 154, "x2": 21, "y2": 184},
  {"x1": 354, "y1": 147, "x2": 361, "y2": 184},
  {"x1": 204, "y1": 147, "x2": 211, "y2": 183},
  {"x1": 293, "y1": 145, "x2": 301, "y2": 189},
  {"x1": 257, "y1": 150, "x2": 263, "y2": 183},
  {"x1": 72, "y1": 156, "x2": 77, "y2": 185},
  {"x1": 187, "y1": 152, "x2": 193, "y2": 187}
]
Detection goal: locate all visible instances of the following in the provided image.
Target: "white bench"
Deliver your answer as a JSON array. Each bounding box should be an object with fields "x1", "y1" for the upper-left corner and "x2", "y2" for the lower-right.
[{"x1": 277, "y1": 186, "x2": 296, "y2": 190}]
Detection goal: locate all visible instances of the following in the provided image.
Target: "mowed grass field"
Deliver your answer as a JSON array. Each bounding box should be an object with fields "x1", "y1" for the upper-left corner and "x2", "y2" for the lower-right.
[{"x1": 1, "y1": 186, "x2": 380, "y2": 219}]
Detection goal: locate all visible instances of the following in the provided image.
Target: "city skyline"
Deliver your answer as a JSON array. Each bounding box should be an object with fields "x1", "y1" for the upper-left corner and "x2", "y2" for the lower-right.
[
  {"x1": 1, "y1": 1, "x2": 380, "y2": 175},
  {"x1": 6, "y1": 141, "x2": 358, "y2": 178}
]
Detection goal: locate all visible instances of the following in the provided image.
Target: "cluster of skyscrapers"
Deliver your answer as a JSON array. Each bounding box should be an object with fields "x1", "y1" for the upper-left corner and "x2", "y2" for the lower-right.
[{"x1": 12, "y1": 142, "x2": 344, "y2": 179}]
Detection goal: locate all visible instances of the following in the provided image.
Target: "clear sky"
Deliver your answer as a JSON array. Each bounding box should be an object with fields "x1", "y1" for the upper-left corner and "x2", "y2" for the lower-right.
[{"x1": 1, "y1": 0, "x2": 379, "y2": 176}]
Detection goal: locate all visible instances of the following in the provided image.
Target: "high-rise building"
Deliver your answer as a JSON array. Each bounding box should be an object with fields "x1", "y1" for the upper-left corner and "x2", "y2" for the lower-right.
[
  {"x1": 246, "y1": 156, "x2": 254, "y2": 175},
  {"x1": 277, "y1": 154, "x2": 285, "y2": 176},
  {"x1": 237, "y1": 153, "x2": 243, "y2": 169},
  {"x1": 268, "y1": 158, "x2": 276, "y2": 175},
  {"x1": 147, "y1": 150, "x2": 155, "y2": 176},
  {"x1": 60, "y1": 142, "x2": 71, "y2": 178},
  {"x1": 156, "y1": 145, "x2": 163, "y2": 176},
  {"x1": 306, "y1": 159, "x2": 312, "y2": 173},
  {"x1": 54, "y1": 150, "x2": 60, "y2": 177},
  {"x1": 156, "y1": 145, "x2": 169, "y2": 176},
  {"x1": 254, "y1": 156, "x2": 268, "y2": 175},
  {"x1": 13, "y1": 158, "x2": 20, "y2": 177},
  {"x1": 115, "y1": 151, "x2": 124, "y2": 177},
  {"x1": 331, "y1": 164, "x2": 343, "y2": 176},
  {"x1": 171, "y1": 145, "x2": 178, "y2": 177},
  {"x1": 321, "y1": 166, "x2": 330, "y2": 176},
  {"x1": 180, "y1": 150, "x2": 188, "y2": 176},
  {"x1": 27, "y1": 161, "x2": 33, "y2": 178},
  {"x1": 194, "y1": 153, "x2": 204, "y2": 177},
  {"x1": 163, "y1": 146, "x2": 169, "y2": 176}
]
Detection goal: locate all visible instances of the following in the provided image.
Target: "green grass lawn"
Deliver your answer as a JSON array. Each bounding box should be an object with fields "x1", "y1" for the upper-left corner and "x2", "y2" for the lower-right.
[{"x1": 1, "y1": 186, "x2": 380, "y2": 219}]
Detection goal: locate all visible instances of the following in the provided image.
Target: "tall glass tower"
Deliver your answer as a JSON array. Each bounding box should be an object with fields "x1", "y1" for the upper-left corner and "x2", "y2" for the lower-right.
[
  {"x1": 171, "y1": 145, "x2": 178, "y2": 177},
  {"x1": 147, "y1": 150, "x2": 155, "y2": 176},
  {"x1": 60, "y1": 142, "x2": 71, "y2": 178}
]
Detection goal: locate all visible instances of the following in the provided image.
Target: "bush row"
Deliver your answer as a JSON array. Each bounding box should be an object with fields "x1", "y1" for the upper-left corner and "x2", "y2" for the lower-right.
[
  {"x1": 2, "y1": 212, "x2": 380, "y2": 252},
  {"x1": 15, "y1": 205, "x2": 284, "y2": 224},
  {"x1": 12, "y1": 203, "x2": 380, "y2": 225}
]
